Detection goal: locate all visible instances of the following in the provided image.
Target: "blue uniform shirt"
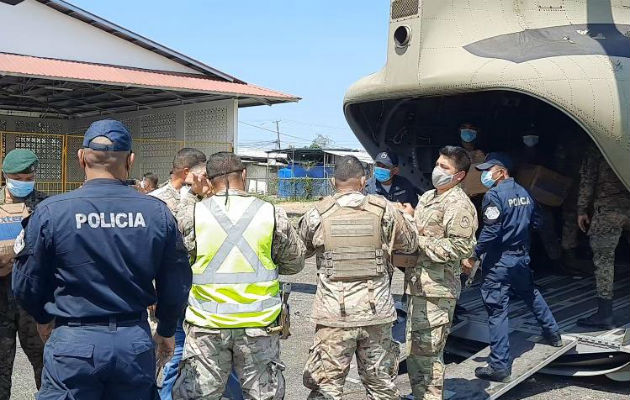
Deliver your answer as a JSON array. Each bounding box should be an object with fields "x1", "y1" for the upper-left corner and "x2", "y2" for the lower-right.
[
  {"x1": 474, "y1": 178, "x2": 542, "y2": 260},
  {"x1": 367, "y1": 175, "x2": 421, "y2": 207},
  {"x1": 12, "y1": 179, "x2": 191, "y2": 337}
]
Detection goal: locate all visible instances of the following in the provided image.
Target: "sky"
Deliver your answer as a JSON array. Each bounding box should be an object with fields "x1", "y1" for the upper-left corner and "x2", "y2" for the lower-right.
[{"x1": 70, "y1": 0, "x2": 390, "y2": 150}]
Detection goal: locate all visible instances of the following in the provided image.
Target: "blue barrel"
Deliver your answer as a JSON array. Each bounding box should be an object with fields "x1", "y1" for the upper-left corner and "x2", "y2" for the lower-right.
[
  {"x1": 278, "y1": 164, "x2": 307, "y2": 198},
  {"x1": 307, "y1": 164, "x2": 334, "y2": 197}
]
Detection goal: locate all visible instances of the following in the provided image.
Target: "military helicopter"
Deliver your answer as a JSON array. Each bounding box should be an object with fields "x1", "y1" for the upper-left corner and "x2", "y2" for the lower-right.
[{"x1": 344, "y1": 1, "x2": 629, "y2": 398}]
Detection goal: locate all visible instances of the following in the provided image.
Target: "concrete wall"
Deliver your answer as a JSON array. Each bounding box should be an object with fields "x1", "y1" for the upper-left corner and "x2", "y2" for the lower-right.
[
  {"x1": 0, "y1": 98, "x2": 237, "y2": 189},
  {"x1": 0, "y1": 0, "x2": 199, "y2": 74}
]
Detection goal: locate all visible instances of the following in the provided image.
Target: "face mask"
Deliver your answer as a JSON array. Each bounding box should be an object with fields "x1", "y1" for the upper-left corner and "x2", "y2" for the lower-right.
[
  {"x1": 460, "y1": 128, "x2": 477, "y2": 143},
  {"x1": 374, "y1": 167, "x2": 392, "y2": 183},
  {"x1": 6, "y1": 179, "x2": 35, "y2": 198},
  {"x1": 522, "y1": 135, "x2": 539, "y2": 147},
  {"x1": 431, "y1": 166, "x2": 454, "y2": 188},
  {"x1": 180, "y1": 185, "x2": 190, "y2": 196},
  {"x1": 481, "y1": 170, "x2": 497, "y2": 188}
]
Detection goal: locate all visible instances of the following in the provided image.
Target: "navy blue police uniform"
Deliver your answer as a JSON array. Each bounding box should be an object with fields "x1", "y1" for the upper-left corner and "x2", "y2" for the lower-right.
[
  {"x1": 12, "y1": 120, "x2": 192, "y2": 400},
  {"x1": 473, "y1": 153, "x2": 560, "y2": 375},
  {"x1": 367, "y1": 151, "x2": 421, "y2": 207}
]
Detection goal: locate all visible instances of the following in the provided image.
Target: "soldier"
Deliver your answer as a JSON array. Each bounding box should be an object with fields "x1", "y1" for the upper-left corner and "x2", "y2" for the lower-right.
[
  {"x1": 140, "y1": 172, "x2": 159, "y2": 194},
  {"x1": 172, "y1": 152, "x2": 305, "y2": 399},
  {"x1": 12, "y1": 120, "x2": 192, "y2": 399},
  {"x1": 405, "y1": 146, "x2": 478, "y2": 399},
  {"x1": 576, "y1": 144, "x2": 630, "y2": 329},
  {"x1": 151, "y1": 148, "x2": 206, "y2": 400},
  {"x1": 0, "y1": 149, "x2": 47, "y2": 398},
  {"x1": 299, "y1": 155, "x2": 418, "y2": 400},
  {"x1": 150, "y1": 148, "x2": 207, "y2": 211}
]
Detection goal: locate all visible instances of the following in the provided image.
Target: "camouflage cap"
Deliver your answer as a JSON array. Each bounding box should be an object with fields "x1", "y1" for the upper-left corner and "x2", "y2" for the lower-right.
[{"x1": 2, "y1": 149, "x2": 39, "y2": 174}]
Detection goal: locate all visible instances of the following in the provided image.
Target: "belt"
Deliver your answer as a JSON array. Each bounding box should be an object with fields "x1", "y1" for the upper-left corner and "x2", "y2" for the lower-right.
[{"x1": 55, "y1": 312, "x2": 146, "y2": 329}]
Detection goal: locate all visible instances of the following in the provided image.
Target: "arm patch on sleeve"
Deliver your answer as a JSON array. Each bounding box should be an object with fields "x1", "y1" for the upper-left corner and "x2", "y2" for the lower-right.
[{"x1": 484, "y1": 206, "x2": 501, "y2": 224}]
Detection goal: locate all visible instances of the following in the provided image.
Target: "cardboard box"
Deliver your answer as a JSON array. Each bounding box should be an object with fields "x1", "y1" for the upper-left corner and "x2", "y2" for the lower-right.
[
  {"x1": 516, "y1": 164, "x2": 573, "y2": 207},
  {"x1": 462, "y1": 163, "x2": 488, "y2": 196}
]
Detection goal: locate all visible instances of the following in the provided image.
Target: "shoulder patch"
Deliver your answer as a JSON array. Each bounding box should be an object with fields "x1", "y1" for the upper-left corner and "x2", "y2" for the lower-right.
[
  {"x1": 484, "y1": 206, "x2": 500, "y2": 220},
  {"x1": 13, "y1": 229, "x2": 25, "y2": 255},
  {"x1": 460, "y1": 215, "x2": 471, "y2": 229}
]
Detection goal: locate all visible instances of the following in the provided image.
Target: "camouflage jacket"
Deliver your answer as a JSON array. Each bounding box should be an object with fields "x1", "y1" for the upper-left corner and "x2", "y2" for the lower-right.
[
  {"x1": 298, "y1": 192, "x2": 418, "y2": 328},
  {"x1": 407, "y1": 185, "x2": 478, "y2": 299},
  {"x1": 177, "y1": 189, "x2": 305, "y2": 275},
  {"x1": 0, "y1": 187, "x2": 48, "y2": 275},
  {"x1": 150, "y1": 181, "x2": 181, "y2": 215},
  {"x1": 577, "y1": 144, "x2": 630, "y2": 215}
]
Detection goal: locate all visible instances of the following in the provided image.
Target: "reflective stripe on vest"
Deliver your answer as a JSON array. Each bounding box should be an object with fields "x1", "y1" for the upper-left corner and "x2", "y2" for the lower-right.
[
  {"x1": 188, "y1": 195, "x2": 279, "y2": 328},
  {"x1": 193, "y1": 198, "x2": 277, "y2": 284}
]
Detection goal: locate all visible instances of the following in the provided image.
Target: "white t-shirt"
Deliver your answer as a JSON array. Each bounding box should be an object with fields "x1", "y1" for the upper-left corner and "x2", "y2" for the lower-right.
[{"x1": 380, "y1": 183, "x2": 392, "y2": 193}]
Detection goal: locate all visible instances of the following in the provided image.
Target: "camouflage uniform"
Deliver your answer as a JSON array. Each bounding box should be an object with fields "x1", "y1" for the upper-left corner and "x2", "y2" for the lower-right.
[
  {"x1": 406, "y1": 185, "x2": 477, "y2": 400},
  {"x1": 298, "y1": 192, "x2": 417, "y2": 400},
  {"x1": 148, "y1": 180, "x2": 184, "y2": 333},
  {"x1": 172, "y1": 189, "x2": 305, "y2": 400},
  {"x1": 577, "y1": 145, "x2": 630, "y2": 300},
  {"x1": 0, "y1": 187, "x2": 47, "y2": 398}
]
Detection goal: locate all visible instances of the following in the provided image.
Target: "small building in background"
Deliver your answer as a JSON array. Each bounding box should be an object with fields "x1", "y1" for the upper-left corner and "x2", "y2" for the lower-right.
[{"x1": 237, "y1": 148, "x2": 286, "y2": 195}]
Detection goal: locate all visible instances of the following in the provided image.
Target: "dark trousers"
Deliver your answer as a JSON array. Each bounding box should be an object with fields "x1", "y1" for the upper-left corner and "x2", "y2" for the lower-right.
[
  {"x1": 480, "y1": 257, "x2": 559, "y2": 371},
  {"x1": 38, "y1": 321, "x2": 159, "y2": 400}
]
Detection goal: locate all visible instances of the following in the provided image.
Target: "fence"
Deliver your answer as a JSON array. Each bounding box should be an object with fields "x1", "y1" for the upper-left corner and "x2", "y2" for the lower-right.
[
  {"x1": 246, "y1": 176, "x2": 334, "y2": 199},
  {"x1": 0, "y1": 130, "x2": 232, "y2": 195}
]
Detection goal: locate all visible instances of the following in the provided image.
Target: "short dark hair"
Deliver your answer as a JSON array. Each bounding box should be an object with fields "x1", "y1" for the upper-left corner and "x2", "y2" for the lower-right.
[
  {"x1": 172, "y1": 148, "x2": 206, "y2": 170},
  {"x1": 334, "y1": 155, "x2": 365, "y2": 181},
  {"x1": 439, "y1": 145, "x2": 471, "y2": 173},
  {"x1": 206, "y1": 152, "x2": 245, "y2": 180},
  {"x1": 143, "y1": 172, "x2": 158, "y2": 188}
]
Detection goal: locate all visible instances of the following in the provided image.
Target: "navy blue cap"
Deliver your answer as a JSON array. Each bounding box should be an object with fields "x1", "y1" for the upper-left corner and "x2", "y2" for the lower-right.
[
  {"x1": 476, "y1": 152, "x2": 513, "y2": 171},
  {"x1": 83, "y1": 119, "x2": 132, "y2": 151},
  {"x1": 375, "y1": 151, "x2": 399, "y2": 167}
]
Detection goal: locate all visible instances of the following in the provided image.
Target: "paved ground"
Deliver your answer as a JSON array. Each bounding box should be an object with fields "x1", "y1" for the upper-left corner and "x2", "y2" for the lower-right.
[
  {"x1": 9, "y1": 259, "x2": 629, "y2": 399},
  {"x1": 8, "y1": 204, "x2": 629, "y2": 399}
]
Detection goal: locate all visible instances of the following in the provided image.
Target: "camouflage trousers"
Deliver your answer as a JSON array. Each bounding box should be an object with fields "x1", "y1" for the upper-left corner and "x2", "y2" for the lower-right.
[
  {"x1": 406, "y1": 296, "x2": 456, "y2": 400},
  {"x1": 589, "y1": 206, "x2": 630, "y2": 300},
  {"x1": 172, "y1": 322, "x2": 285, "y2": 400},
  {"x1": 561, "y1": 187, "x2": 579, "y2": 250},
  {"x1": 303, "y1": 323, "x2": 400, "y2": 400},
  {"x1": 0, "y1": 276, "x2": 44, "y2": 399}
]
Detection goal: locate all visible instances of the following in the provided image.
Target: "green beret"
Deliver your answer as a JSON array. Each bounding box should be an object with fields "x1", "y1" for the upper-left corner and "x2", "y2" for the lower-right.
[{"x1": 2, "y1": 149, "x2": 39, "y2": 174}]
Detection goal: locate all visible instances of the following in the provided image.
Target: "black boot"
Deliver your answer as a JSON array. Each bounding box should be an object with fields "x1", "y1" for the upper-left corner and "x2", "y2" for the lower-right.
[
  {"x1": 475, "y1": 365, "x2": 511, "y2": 382},
  {"x1": 577, "y1": 298, "x2": 614, "y2": 330},
  {"x1": 544, "y1": 332, "x2": 563, "y2": 347}
]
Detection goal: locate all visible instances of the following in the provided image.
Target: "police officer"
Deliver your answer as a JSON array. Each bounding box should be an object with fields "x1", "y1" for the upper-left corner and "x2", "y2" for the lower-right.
[
  {"x1": 12, "y1": 119, "x2": 192, "y2": 399},
  {"x1": 172, "y1": 152, "x2": 305, "y2": 399},
  {"x1": 0, "y1": 149, "x2": 47, "y2": 398},
  {"x1": 368, "y1": 151, "x2": 421, "y2": 208},
  {"x1": 299, "y1": 155, "x2": 418, "y2": 399},
  {"x1": 406, "y1": 146, "x2": 478, "y2": 399},
  {"x1": 576, "y1": 144, "x2": 630, "y2": 329},
  {"x1": 463, "y1": 153, "x2": 562, "y2": 382}
]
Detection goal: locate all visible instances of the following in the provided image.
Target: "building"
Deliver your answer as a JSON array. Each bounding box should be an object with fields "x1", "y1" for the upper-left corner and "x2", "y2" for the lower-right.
[
  {"x1": 0, "y1": 0, "x2": 298, "y2": 193},
  {"x1": 237, "y1": 148, "x2": 286, "y2": 195}
]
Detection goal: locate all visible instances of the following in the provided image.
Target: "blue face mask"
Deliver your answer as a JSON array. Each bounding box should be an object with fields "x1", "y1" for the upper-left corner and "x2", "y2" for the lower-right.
[
  {"x1": 374, "y1": 166, "x2": 392, "y2": 183},
  {"x1": 6, "y1": 178, "x2": 35, "y2": 198},
  {"x1": 481, "y1": 170, "x2": 497, "y2": 188},
  {"x1": 460, "y1": 128, "x2": 477, "y2": 143}
]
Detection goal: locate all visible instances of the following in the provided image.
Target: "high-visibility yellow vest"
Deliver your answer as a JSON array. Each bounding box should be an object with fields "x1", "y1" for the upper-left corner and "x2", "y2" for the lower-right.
[{"x1": 186, "y1": 194, "x2": 280, "y2": 328}]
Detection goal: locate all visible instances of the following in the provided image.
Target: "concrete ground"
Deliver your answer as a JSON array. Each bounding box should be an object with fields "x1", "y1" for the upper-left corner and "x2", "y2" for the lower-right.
[{"x1": 9, "y1": 258, "x2": 629, "y2": 399}]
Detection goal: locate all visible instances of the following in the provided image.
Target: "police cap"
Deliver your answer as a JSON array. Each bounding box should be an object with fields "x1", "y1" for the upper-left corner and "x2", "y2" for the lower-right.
[
  {"x1": 83, "y1": 119, "x2": 132, "y2": 151},
  {"x1": 476, "y1": 152, "x2": 513, "y2": 172}
]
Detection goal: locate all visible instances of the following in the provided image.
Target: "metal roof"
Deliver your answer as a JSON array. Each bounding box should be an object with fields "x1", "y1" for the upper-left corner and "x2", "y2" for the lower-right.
[
  {"x1": 0, "y1": 52, "x2": 299, "y2": 118},
  {"x1": 35, "y1": 0, "x2": 240, "y2": 82}
]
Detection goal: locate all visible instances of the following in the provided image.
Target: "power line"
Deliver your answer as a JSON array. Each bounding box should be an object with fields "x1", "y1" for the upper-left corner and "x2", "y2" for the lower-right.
[{"x1": 238, "y1": 121, "x2": 315, "y2": 142}]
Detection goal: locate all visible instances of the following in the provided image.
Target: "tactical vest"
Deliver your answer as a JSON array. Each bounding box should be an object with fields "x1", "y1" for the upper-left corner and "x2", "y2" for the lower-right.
[
  {"x1": 317, "y1": 195, "x2": 387, "y2": 281},
  {"x1": 0, "y1": 203, "x2": 29, "y2": 276},
  {"x1": 187, "y1": 195, "x2": 279, "y2": 329}
]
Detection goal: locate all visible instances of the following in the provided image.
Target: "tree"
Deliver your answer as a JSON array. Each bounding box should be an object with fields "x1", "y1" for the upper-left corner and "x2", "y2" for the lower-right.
[{"x1": 309, "y1": 134, "x2": 333, "y2": 149}]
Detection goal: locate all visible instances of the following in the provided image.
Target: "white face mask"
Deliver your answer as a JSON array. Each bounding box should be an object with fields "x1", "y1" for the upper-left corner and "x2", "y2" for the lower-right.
[{"x1": 431, "y1": 166, "x2": 454, "y2": 188}]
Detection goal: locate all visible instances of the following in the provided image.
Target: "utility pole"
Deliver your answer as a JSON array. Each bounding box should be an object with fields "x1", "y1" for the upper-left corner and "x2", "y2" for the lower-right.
[{"x1": 274, "y1": 120, "x2": 281, "y2": 150}]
